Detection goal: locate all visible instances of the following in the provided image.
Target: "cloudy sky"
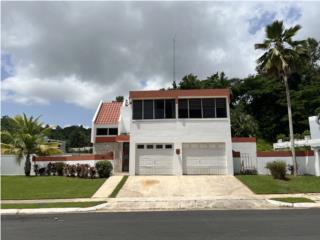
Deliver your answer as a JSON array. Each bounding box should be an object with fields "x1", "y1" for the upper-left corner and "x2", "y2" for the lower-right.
[{"x1": 2, "y1": 1, "x2": 320, "y2": 127}]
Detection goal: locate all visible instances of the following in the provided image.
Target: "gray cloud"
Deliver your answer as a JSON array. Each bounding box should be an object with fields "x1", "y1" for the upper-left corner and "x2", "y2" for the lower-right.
[{"x1": 2, "y1": 1, "x2": 320, "y2": 109}]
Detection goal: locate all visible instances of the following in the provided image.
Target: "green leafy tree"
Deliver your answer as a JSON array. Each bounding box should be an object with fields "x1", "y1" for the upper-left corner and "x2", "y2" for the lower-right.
[
  {"x1": 116, "y1": 96, "x2": 124, "y2": 102},
  {"x1": 1, "y1": 114, "x2": 62, "y2": 176},
  {"x1": 255, "y1": 20, "x2": 308, "y2": 175},
  {"x1": 231, "y1": 103, "x2": 258, "y2": 137},
  {"x1": 202, "y1": 72, "x2": 230, "y2": 88},
  {"x1": 68, "y1": 128, "x2": 89, "y2": 148},
  {"x1": 178, "y1": 74, "x2": 202, "y2": 89}
]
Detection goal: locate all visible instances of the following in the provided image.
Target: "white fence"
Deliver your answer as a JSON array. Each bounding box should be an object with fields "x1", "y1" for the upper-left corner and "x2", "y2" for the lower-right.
[
  {"x1": 234, "y1": 153, "x2": 317, "y2": 176},
  {"x1": 1, "y1": 155, "x2": 35, "y2": 176}
]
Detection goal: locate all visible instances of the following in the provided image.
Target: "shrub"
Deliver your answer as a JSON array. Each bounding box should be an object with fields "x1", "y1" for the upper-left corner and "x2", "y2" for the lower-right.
[
  {"x1": 240, "y1": 169, "x2": 257, "y2": 175},
  {"x1": 95, "y1": 161, "x2": 113, "y2": 178},
  {"x1": 266, "y1": 161, "x2": 287, "y2": 180},
  {"x1": 55, "y1": 162, "x2": 65, "y2": 176},
  {"x1": 89, "y1": 167, "x2": 96, "y2": 179}
]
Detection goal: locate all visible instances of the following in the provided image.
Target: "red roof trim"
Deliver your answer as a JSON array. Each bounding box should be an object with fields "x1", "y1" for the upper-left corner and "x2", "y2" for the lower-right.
[
  {"x1": 232, "y1": 137, "x2": 256, "y2": 143},
  {"x1": 33, "y1": 153, "x2": 113, "y2": 162},
  {"x1": 257, "y1": 151, "x2": 314, "y2": 157},
  {"x1": 96, "y1": 137, "x2": 116, "y2": 143},
  {"x1": 129, "y1": 89, "x2": 230, "y2": 100},
  {"x1": 116, "y1": 135, "x2": 130, "y2": 142}
]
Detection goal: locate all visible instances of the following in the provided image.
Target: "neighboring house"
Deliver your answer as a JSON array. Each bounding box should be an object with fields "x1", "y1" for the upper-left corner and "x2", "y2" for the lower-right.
[{"x1": 92, "y1": 89, "x2": 234, "y2": 175}]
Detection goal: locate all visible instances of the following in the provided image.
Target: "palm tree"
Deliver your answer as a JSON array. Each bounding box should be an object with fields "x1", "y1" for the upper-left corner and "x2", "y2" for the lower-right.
[
  {"x1": 255, "y1": 20, "x2": 307, "y2": 175},
  {"x1": 1, "y1": 114, "x2": 62, "y2": 176}
]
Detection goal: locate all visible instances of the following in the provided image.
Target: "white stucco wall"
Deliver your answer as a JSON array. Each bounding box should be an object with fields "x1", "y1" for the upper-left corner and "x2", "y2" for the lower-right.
[
  {"x1": 1, "y1": 155, "x2": 35, "y2": 175},
  {"x1": 256, "y1": 155, "x2": 317, "y2": 175},
  {"x1": 129, "y1": 102, "x2": 233, "y2": 176}
]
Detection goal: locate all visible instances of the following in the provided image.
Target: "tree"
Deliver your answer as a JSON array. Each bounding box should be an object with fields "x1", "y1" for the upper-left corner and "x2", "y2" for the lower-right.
[
  {"x1": 255, "y1": 20, "x2": 308, "y2": 175},
  {"x1": 116, "y1": 96, "x2": 124, "y2": 102},
  {"x1": 202, "y1": 72, "x2": 230, "y2": 88},
  {"x1": 231, "y1": 103, "x2": 258, "y2": 137},
  {"x1": 68, "y1": 128, "x2": 88, "y2": 148},
  {"x1": 178, "y1": 74, "x2": 202, "y2": 89},
  {"x1": 1, "y1": 114, "x2": 62, "y2": 176}
]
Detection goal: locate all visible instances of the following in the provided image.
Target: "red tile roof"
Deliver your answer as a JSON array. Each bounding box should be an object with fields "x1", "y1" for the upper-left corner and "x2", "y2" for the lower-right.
[
  {"x1": 95, "y1": 102, "x2": 122, "y2": 124},
  {"x1": 129, "y1": 89, "x2": 230, "y2": 100}
]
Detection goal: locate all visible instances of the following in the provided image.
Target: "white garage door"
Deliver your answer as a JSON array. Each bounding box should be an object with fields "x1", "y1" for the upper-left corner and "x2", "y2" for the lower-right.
[
  {"x1": 182, "y1": 143, "x2": 227, "y2": 175},
  {"x1": 136, "y1": 144, "x2": 174, "y2": 175}
]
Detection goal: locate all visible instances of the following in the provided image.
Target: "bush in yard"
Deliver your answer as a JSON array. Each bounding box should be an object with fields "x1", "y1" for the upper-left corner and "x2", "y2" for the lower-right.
[
  {"x1": 95, "y1": 161, "x2": 113, "y2": 178},
  {"x1": 55, "y1": 162, "x2": 65, "y2": 176},
  {"x1": 266, "y1": 161, "x2": 287, "y2": 180}
]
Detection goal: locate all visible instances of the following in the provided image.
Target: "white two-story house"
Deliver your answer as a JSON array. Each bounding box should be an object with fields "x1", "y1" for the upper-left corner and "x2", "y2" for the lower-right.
[{"x1": 92, "y1": 88, "x2": 234, "y2": 175}]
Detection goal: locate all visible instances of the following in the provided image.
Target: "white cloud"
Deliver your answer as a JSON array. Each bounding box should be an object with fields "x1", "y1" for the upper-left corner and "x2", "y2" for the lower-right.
[{"x1": 1, "y1": 1, "x2": 319, "y2": 109}]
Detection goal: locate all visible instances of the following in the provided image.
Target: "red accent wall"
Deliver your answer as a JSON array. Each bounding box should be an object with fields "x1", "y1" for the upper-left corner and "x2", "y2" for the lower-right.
[
  {"x1": 232, "y1": 137, "x2": 256, "y2": 143},
  {"x1": 257, "y1": 151, "x2": 314, "y2": 157},
  {"x1": 33, "y1": 153, "x2": 113, "y2": 162}
]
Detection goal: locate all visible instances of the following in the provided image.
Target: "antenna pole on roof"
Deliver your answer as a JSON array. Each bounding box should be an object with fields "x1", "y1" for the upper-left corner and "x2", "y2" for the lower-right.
[{"x1": 173, "y1": 37, "x2": 175, "y2": 84}]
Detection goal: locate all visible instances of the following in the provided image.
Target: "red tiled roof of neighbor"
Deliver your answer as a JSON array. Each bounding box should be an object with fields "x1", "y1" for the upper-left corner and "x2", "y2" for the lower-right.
[
  {"x1": 129, "y1": 89, "x2": 230, "y2": 100},
  {"x1": 232, "y1": 137, "x2": 256, "y2": 143},
  {"x1": 257, "y1": 150, "x2": 314, "y2": 157},
  {"x1": 95, "y1": 135, "x2": 130, "y2": 143},
  {"x1": 32, "y1": 153, "x2": 114, "y2": 162},
  {"x1": 95, "y1": 102, "x2": 122, "y2": 124}
]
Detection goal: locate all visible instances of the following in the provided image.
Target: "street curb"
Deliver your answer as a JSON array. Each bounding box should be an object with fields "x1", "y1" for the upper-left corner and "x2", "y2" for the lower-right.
[
  {"x1": 267, "y1": 199, "x2": 320, "y2": 208},
  {"x1": 0, "y1": 202, "x2": 109, "y2": 215}
]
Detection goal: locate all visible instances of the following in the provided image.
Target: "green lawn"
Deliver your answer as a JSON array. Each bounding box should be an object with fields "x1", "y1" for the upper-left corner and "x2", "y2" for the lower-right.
[
  {"x1": 1, "y1": 176, "x2": 106, "y2": 200},
  {"x1": 236, "y1": 175, "x2": 320, "y2": 194},
  {"x1": 271, "y1": 197, "x2": 315, "y2": 203},
  {"x1": 1, "y1": 201, "x2": 106, "y2": 209}
]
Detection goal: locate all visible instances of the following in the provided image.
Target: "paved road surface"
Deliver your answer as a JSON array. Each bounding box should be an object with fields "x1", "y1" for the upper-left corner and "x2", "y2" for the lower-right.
[{"x1": 2, "y1": 209, "x2": 320, "y2": 240}]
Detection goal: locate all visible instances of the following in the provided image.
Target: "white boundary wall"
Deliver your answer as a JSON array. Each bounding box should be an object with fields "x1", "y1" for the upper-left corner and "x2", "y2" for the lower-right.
[
  {"x1": 256, "y1": 155, "x2": 317, "y2": 175},
  {"x1": 1, "y1": 155, "x2": 35, "y2": 176}
]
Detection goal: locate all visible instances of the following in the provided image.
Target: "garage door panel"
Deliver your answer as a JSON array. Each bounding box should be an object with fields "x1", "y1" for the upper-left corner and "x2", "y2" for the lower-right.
[
  {"x1": 182, "y1": 143, "x2": 227, "y2": 175},
  {"x1": 136, "y1": 145, "x2": 173, "y2": 175}
]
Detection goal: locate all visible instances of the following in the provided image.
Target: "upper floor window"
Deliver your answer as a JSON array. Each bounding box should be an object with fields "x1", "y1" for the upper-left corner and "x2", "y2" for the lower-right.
[
  {"x1": 178, "y1": 98, "x2": 227, "y2": 119},
  {"x1": 96, "y1": 128, "x2": 118, "y2": 136},
  {"x1": 132, "y1": 99, "x2": 176, "y2": 120}
]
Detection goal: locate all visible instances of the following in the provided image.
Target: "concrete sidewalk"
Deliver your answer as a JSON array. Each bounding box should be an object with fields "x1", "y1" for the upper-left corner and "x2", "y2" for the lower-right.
[{"x1": 92, "y1": 176, "x2": 123, "y2": 198}]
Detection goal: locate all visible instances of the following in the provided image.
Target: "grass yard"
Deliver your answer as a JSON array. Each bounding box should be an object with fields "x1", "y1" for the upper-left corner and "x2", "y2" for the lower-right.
[
  {"x1": 1, "y1": 201, "x2": 106, "y2": 209},
  {"x1": 271, "y1": 197, "x2": 315, "y2": 203},
  {"x1": 1, "y1": 176, "x2": 106, "y2": 200},
  {"x1": 236, "y1": 175, "x2": 320, "y2": 194}
]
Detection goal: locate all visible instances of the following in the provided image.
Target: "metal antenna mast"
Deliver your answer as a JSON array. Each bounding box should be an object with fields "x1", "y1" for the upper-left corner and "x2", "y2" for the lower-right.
[{"x1": 173, "y1": 37, "x2": 176, "y2": 84}]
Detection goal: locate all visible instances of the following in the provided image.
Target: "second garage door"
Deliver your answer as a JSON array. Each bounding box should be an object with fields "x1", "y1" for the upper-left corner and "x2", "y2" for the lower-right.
[
  {"x1": 135, "y1": 144, "x2": 174, "y2": 175},
  {"x1": 182, "y1": 143, "x2": 227, "y2": 175}
]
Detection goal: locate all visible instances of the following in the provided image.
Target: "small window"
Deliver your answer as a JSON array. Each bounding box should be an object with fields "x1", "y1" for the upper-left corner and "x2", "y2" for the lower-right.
[
  {"x1": 147, "y1": 144, "x2": 154, "y2": 149},
  {"x1": 216, "y1": 98, "x2": 227, "y2": 118},
  {"x1": 202, "y1": 98, "x2": 216, "y2": 118},
  {"x1": 133, "y1": 100, "x2": 143, "y2": 120},
  {"x1": 108, "y1": 128, "x2": 118, "y2": 135},
  {"x1": 155, "y1": 100, "x2": 165, "y2": 119},
  {"x1": 144, "y1": 100, "x2": 154, "y2": 119},
  {"x1": 189, "y1": 98, "x2": 202, "y2": 118},
  {"x1": 137, "y1": 145, "x2": 144, "y2": 149},
  {"x1": 178, "y1": 99, "x2": 188, "y2": 118},
  {"x1": 165, "y1": 144, "x2": 173, "y2": 149},
  {"x1": 165, "y1": 99, "x2": 176, "y2": 119},
  {"x1": 96, "y1": 128, "x2": 108, "y2": 135},
  {"x1": 156, "y1": 144, "x2": 163, "y2": 149}
]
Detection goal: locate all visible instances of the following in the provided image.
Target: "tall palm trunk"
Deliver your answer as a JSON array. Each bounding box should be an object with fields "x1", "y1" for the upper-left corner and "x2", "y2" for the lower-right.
[
  {"x1": 24, "y1": 153, "x2": 31, "y2": 176},
  {"x1": 283, "y1": 75, "x2": 297, "y2": 175}
]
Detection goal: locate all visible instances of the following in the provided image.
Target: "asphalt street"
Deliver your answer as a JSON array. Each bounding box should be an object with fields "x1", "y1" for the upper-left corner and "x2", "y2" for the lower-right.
[{"x1": 2, "y1": 209, "x2": 320, "y2": 240}]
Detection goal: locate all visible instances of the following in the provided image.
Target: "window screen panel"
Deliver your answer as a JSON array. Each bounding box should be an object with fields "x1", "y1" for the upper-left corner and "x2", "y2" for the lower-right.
[
  {"x1": 132, "y1": 100, "x2": 143, "y2": 120},
  {"x1": 165, "y1": 99, "x2": 176, "y2": 119},
  {"x1": 154, "y1": 100, "x2": 165, "y2": 119},
  {"x1": 216, "y1": 98, "x2": 227, "y2": 118},
  {"x1": 143, "y1": 100, "x2": 154, "y2": 119},
  {"x1": 202, "y1": 98, "x2": 216, "y2": 118},
  {"x1": 189, "y1": 98, "x2": 202, "y2": 118},
  {"x1": 178, "y1": 99, "x2": 188, "y2": 118}
]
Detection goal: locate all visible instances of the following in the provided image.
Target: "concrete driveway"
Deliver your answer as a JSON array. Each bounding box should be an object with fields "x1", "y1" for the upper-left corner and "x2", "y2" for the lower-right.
[{"x1": 117, "y1": 176, "x2": 253, "y2": 198}]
